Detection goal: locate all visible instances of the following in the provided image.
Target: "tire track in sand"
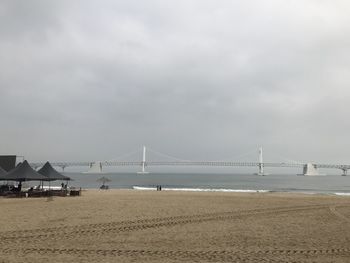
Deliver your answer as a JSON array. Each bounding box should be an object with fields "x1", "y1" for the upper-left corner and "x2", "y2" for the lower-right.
[
  {"x1": 329, "y1": 206, "x2": 350, "y2": 223},
  {"x1": 0, "y1": 204, "x2": 332, "y2": 245},
  {"x1": 1, "y1": 247, "x2": 349, "y2": 262}
]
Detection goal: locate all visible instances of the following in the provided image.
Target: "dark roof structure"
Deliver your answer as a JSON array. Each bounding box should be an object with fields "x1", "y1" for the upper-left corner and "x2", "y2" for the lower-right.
[
  {"x1": 38, "y1": 162, "x2": 70, "y2": 181},
  {"x1": 0, "y1": 166, "x2": 7, "y2": 179},
  {"x1": 0, "y1": 155, "x2": 16, "y2": 172},
  {"x1": 3, "y1": 160, "x2": 48, "y2": 181}
]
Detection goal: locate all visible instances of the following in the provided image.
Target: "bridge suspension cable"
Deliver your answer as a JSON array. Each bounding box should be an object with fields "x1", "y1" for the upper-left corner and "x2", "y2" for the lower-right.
[
  {"x1": 264, "y1": 151, "x2": 304, "y2": 165},
  {"x1": 104, "y1": 147, "x2": 144, "y2": 162},
  {"x1": 211, "y1": 148, "x2": 258, "y2": 162},
  {"x1": 146, "y1": 147, "x2": 194, "y2": 162}
]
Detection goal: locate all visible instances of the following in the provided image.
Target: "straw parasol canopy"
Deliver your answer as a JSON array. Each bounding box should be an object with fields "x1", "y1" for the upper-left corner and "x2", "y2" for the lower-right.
[
  {"x1": 97, "y1": 176, "x2": 111, "y2": 186},
  {"x1": 3, "y1": 160, "x2": 48, "y2": 182},
  {"x1": 38, "y1": 162, "x2": 71, "y2": 181}
]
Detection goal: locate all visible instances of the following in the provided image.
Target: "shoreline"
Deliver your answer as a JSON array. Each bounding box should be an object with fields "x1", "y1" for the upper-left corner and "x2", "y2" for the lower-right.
[{"x1": 79, "y1": 186, "x2": 350, "y2": 196}]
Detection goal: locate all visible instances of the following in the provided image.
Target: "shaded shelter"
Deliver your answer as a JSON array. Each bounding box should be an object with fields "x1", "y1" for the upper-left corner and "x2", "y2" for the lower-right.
[
  {"x1": 0, "y1": 166, "x2": 7, "y2": 180},
  {"x1": 3, "y1": 160, "x2": 48, "y2": 182},
  {"x1": 38, "y1": 162, "x2": 71, "y2": 181}
]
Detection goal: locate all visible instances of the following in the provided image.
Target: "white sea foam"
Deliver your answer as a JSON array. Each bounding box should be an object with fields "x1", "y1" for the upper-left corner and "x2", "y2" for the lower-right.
[
  {"x1": 334, "y1": 193, "x2": 350, "y2": 196},
  {"x1": 133, "y1": 186, "x2": 157, "y2": 191},
  {"x1": 132, "y1": 186, "x2": 269, "y2": 193}
]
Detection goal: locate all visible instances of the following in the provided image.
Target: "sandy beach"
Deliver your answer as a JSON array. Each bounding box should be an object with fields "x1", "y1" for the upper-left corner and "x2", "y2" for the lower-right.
[{"x1": 0, "y1": 190, "x2": 349, "y2": 262}]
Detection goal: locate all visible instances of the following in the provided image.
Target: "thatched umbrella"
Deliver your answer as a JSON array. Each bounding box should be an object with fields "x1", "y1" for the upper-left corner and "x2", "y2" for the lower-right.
[{"x1": 97, "y1": 177, "x2": 111, "y2": 189}]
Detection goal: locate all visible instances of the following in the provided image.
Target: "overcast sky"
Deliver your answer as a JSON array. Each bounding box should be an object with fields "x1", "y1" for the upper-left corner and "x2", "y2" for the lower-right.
[{"x1": 1, "y1": 0, "x2": 350, "y2": 165}]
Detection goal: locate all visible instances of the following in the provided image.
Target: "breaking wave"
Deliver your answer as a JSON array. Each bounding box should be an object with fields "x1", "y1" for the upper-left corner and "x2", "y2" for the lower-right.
[{"x1": 132, "y1": 186, "x2": 269, "y2": 193}]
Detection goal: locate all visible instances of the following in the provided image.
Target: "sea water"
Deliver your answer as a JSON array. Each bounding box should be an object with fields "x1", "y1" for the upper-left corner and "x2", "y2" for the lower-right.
[{"x1": 62, "y1": 172, "x2": 350, "y2": 195}]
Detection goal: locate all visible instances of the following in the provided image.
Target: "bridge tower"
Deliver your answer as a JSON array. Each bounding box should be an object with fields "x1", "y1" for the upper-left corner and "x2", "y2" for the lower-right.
[
  {"x1": 341, "y1": 168, "x2": 348, "y2": 176},
  {"x1": 60, "y1": 165, "x2": 67, "y2": 172},
  {"x1": 258, "y1": 147, "x2": 265, "y2": 176},
  {"x1": 302, "y1": 163, "x2": 320, "y2": 176},
  {"x1": 86, "y1": 161, "x2": 103, "y2": 173},
  {"x1": 137, "y1": 146, "x2": 149, "y2": 174}
]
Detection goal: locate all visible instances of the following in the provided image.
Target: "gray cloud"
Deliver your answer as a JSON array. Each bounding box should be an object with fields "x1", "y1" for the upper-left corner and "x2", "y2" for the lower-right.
[{"x1": 1, "y1": 0, "x2": 350, "y2": 167}]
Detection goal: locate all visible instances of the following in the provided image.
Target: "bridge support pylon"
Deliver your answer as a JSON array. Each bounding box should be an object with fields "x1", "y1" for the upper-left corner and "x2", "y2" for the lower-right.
[
  {"x1": 257, "y1": 147, "x2": 265, "y2": 176},
  {"x1": 341, "y1": 168, "x2": 348, "y2": 176},
  {"x1": 137, "y1": 146, "x2": 149, "y2": 174},
  {"x1": 60, "y1": 165, "x2": 66, "y2": 172},
  {"x1": 303, "y1": 163, "x2": 320, "y2": 176},
  {"x1": 85, "y1": 161, "x2": 103, "y2": 173}
]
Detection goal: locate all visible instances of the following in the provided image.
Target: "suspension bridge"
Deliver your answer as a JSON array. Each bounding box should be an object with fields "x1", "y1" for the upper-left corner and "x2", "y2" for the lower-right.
[{"x1": 29, "y1": 147, "x2": 350, "y2": 176}]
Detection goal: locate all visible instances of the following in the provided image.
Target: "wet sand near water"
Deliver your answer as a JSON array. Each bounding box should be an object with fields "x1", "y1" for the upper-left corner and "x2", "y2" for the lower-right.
[{"x1": 0, "y1": 190, "x2": 350, "y2": 262}]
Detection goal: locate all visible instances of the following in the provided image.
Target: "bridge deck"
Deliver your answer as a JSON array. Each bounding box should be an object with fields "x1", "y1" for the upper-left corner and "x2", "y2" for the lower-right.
[{"x1": 29, "y1": 161, "x2": 350, "y2": 170}]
